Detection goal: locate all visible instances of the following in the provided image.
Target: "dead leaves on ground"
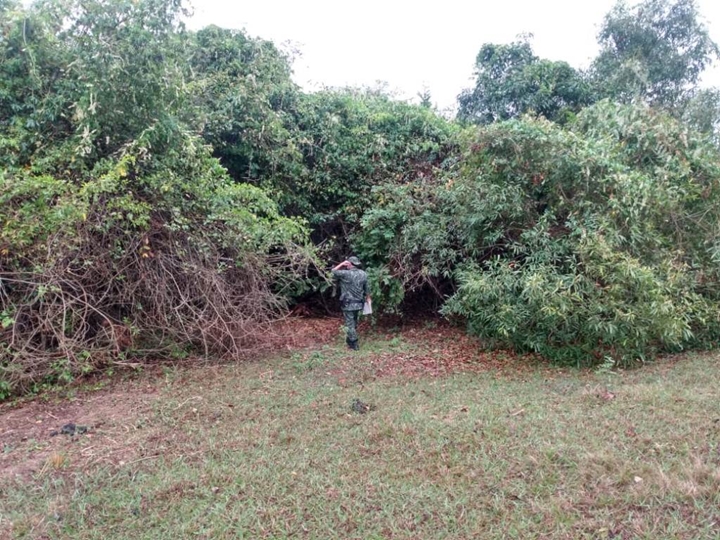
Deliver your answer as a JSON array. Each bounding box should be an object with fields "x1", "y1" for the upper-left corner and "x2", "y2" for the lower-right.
[{"x1": 280, "y1": 317, "x2": 546, "y2": 380}]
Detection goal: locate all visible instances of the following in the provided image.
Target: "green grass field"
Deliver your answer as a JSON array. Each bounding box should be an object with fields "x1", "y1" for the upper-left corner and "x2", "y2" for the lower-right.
[{"x1": 2, "y1": 322, "x2": 720, "y2": 539}]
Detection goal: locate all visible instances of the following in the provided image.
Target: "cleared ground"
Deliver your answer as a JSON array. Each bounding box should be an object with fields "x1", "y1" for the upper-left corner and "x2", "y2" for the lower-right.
[{"x1": 2, "y1": 318, "x2": 719, "y2": 539}]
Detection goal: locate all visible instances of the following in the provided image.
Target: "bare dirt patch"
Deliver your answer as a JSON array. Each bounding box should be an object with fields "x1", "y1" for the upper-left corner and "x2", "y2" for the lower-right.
[
  {"x1": 0, "y1": 377, "x2": 159, "y2": 481},
  {"x1": 265, "y1": 316, "x2": 341, "y2": 351},
  {"x1": 0, "y1": 316, "x2": 346, "y2": 482}
]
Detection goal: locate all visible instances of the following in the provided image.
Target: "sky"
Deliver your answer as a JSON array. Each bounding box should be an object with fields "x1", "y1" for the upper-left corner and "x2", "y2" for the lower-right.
[{"x1": 187, "y1": 0, "x2": 720, "y2": 113}]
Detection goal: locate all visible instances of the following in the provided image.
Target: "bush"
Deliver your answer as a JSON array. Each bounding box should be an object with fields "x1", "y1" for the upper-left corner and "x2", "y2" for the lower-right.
[
  {"x1": 356, "y1": 102, "x2": 720, "y2": 365},
  {"x1": 0, "y1": 0, "x2": 313, "y2": 397},
  {"x1": 0, "y1": 134, "x2": 310, "y2": 395}
]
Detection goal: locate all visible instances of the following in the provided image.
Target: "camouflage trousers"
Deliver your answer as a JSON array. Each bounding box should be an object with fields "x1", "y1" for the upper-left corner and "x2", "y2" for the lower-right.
[{"x1": 342, "y1": 310, "x2": 361, "y2": 348}]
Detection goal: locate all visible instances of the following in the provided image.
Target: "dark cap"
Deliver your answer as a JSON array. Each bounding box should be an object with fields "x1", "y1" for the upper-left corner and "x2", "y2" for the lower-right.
[{"x1": 348, "y1": 256, "x2": 362, "y2": 268}]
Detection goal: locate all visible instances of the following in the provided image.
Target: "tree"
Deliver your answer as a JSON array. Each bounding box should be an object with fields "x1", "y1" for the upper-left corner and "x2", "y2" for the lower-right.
[
  {"x1": 417, "y1": 87, "x2": 433, "y2": 109},
  {"x1": 457, "y1": 39, "x2": 593, "y2": 124},
  {"x1": 682, "y1": 87, "x2": 720, "y2": 144},
  {"x1": 592, "y1": 0, "x2": 720, "y2": 108},
  {"x1": 188, "y1": 25, "x2": 304, "y2": 186}
]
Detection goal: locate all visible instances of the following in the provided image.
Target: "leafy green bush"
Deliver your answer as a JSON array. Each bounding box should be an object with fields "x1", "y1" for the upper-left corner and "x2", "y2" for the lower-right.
[
  {"x1": 242, "y1": 88, "x2": 459, "y2": 270},
  {"x1": 187, "y1": 24, "x2": 305, "y2": 193},
  {"x1": 0, "y1": 0, "x2": 312, "y2": 397},
  {"x1": 444, "y1": 236, "x2": 705, "y2": 365},
  {"x1": 356, "y1": 102, "x2": 720, "y2": 365}
]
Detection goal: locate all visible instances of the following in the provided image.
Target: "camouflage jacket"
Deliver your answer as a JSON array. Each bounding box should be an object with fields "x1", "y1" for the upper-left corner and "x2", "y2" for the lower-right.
[{"x1": 332, "y1": 268, "x2": 368, "y2": 311}]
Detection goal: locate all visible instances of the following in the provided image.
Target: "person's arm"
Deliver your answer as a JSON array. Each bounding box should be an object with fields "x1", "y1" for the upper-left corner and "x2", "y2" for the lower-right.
[
  {"x1": 332, "y1": 260, "x2": 350, "y2": 272},
  {"x1": 363, "y1": 276, "x2": 370, "y2": 302}
]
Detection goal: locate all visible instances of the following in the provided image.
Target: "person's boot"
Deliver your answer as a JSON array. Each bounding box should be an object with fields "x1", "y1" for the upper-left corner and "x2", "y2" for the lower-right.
[{"x1": 347, "y1": 339, "x2": 359, "y2": 351}]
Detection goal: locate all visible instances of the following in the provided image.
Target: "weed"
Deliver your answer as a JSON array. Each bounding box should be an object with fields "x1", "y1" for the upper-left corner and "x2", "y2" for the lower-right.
[{"x1": 291, "y1": 350, "x2": 327, "y2": 373}]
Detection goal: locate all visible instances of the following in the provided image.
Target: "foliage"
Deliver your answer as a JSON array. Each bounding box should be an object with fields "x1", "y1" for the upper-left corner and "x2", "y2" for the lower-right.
[
  {"x1": 266, "y1": 89, "x2": 457, "y2": 237},
  {"x1": 353, "y1": 178, "x2": 458, "y2": 310},
  {"x1": 682, "y1": 88, "x2": 720, "y2": 145},
  {"x1": 0, "y1": 0, "x2": 312, "y2": 397},
  {"x1": 592, "y1": 0, "x2": 720, "y2": 108},
  {"x1": 457, "y1": 39, "x2": 593, "y2": 125},
  {"x1": 357, "y1": 102, "x2": 720, "y2": 365},
  {"x1": 187, "y1": 25, "x2": 304, "y2": 189},
  {"x1": 459, "y1": 0, "x2": 719, "y2": 129}
]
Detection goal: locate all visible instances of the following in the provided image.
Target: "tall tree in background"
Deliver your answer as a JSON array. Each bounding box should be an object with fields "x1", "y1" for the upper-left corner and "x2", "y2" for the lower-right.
[
  {"x1": 683, "y1": 88, "x2": 720, "y2": 143},
  {"x1": 457, "y1": 39, "x2": 593, "y2": 124},
  {"x1": 592, "y1": 0, "x2": 719, "y2": 108}
]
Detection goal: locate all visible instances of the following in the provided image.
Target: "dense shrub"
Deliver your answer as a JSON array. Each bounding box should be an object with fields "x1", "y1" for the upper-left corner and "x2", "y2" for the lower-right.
[
  {"x1": 0, "y1": 0, "x2": 311, "y2": 398},
  {"x1": 184, "y1": 29, "x2": 457, "y2": 258},
  {"x1": 356, "y1": 102, "x2": 720, "y2": 365},
  {"x1": 287, "y1": 90, "x2": 457, "y2": 230}
]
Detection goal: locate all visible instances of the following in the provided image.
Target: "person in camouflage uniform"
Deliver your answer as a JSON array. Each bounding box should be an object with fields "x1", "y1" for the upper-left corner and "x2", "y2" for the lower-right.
[{"x1": 331, "y1": 256, "x2": 369, "y2": 350}]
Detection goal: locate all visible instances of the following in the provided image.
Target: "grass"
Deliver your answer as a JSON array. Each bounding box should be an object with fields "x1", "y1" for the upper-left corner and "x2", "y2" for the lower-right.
[{"x1": 2, "y1": 328, "x2": 720, "y2": 539}]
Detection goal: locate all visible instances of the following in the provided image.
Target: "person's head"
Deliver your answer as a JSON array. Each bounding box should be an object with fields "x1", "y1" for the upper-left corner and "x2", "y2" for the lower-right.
[{"x1": 347, "y1": 256, "x2": 362, "y2": 269}]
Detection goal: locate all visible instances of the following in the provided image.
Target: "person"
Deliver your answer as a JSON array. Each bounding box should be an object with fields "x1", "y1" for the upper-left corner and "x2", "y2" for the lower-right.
[{"x1": 331, "y1": 256, "x2": 370, "y2": 350}]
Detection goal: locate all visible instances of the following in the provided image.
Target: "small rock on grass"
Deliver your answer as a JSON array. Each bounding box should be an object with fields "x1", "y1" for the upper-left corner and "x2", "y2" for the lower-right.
[
  {"x1": 50, "y1": 423, "x2": 89, "y2": 437},
  {"x1": 351, "y1": 399, "x2": 374, "y2": 414}
]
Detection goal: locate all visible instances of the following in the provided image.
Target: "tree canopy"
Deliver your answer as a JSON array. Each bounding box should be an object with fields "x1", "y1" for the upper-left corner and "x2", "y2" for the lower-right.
[
  {"x1": 592, "y1": 0, "x2": 720, "y2": 107},
  {"x1": 457, "y1": 39, "x2": 593, "y2": 125},
  {"x1": 459, "y1": 0, "x2": 720, "y2": 127}
]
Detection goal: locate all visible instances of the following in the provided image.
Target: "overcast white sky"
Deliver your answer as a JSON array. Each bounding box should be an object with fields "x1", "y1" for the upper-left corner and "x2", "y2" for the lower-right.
[{"x1": 187, "y1": 0, "x2": 720, "y2": 112}]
